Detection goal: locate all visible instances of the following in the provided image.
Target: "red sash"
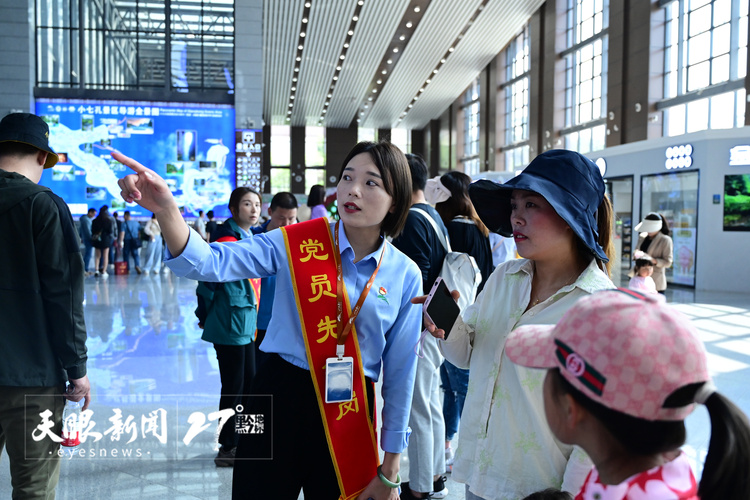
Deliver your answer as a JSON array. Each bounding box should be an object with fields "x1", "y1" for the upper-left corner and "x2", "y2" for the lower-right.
[{"x1": 281, "y1": 217, "x2": 379, "y2": 499}]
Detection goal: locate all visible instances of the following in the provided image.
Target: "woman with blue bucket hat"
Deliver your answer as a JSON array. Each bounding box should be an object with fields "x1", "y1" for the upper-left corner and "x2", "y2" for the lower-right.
[{"x1": 422, "y1": 149, "x2": 616, "y2": 500}]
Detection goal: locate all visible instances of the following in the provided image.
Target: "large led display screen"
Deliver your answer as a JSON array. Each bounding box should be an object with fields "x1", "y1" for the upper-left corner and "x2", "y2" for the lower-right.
[{"x1": 35, "y1": 99, "x2": 236, "y2": 218}]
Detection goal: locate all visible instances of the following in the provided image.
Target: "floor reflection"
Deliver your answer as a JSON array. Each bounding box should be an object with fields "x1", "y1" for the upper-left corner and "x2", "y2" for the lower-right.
[{"x1": 1, "y1": 274, "x2": 749, "y2": 499}]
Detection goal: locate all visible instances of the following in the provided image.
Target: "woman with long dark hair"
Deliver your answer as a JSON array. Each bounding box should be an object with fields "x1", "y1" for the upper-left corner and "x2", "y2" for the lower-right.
[
  {"x1": 91, "y1": 205, "x2": 116, "y2": 277},
  {"x1": 307, "y1": 184, "x2": 327, "y2": 220},
  {"x1": 433, "y1": 170, "x2": 494, "y2": 470}
]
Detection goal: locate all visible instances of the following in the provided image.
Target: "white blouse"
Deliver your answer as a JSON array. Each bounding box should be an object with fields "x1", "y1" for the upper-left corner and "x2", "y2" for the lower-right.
[{"x1": 440, "y1": 258, "x2": 615, "y2": 500}]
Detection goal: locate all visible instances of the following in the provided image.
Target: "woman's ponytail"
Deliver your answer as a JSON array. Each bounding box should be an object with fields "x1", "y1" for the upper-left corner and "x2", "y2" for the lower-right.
[{"x1": 698, "y1": 392, "x2": 750, "y2": 500}]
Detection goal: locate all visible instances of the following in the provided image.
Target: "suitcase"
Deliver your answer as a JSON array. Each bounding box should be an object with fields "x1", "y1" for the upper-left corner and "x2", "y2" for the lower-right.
[{"x1": 114, "y1": 261, "x2": 129, "y2": 275}]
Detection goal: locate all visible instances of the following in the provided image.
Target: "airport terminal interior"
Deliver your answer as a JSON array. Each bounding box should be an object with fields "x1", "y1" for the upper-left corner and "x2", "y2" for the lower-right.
[{"x1": 1, "y1": 0, "x2": 750, "y2": 498}]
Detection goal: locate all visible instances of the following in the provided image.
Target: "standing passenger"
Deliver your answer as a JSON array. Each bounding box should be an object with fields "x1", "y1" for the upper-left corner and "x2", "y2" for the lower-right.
[
  {"x1": 425, "y1": 150, "x2": 616, "y2": 499},
  {"x1": 119, "y1": 210, "x2": 142, "y2": 274},
  {"x1": 194, "y1": 209, "x2": 207, "y2": 240},
  {"x1": 79, "y1": 207, "x2": 96, "y2": 275},
  {"x1": 307, "y1": 184, "x2": 327, "y2": 220},
  {"x1": 205, "y1": 210, "x2": 217, "y2": 242},
  {"x1": 251, "y1": 191, "x2": 299, "y2": 370},
  {"x1": 92, "y1": 205, "x2": 116, "y2": 277},
  {"x1": 141, "y1": 213, "x2": 163, "y2": 274},
  {"x1": 632, "y1": 212, "x2": 673, "y2": 294},
  {"x1": 195, "y1": 188, "x2": 262, "y2": 467},
  {"x1": 433, "y1": 170, "x2": 494, "y2": 474},
  {"x1": 506, "y1": 289, "x2": 750, "y2": 500},
  {"x1": 392, "y1": 153, "x2": 450, "y2": 499},
  {"x1": 0, "y1": 112, "x2": 91, "y2": 500},
  {"x1": 115, "y1": 141, "x2": 422, "y2": 500}
]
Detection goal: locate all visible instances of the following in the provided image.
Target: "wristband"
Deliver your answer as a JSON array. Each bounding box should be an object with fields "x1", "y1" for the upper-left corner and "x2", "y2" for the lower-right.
[{"x1": 376, "y1": 465, "x2": 401, "y2": 488}]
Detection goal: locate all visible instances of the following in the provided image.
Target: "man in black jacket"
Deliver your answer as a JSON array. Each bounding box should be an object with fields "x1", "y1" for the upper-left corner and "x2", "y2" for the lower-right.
[{"x1": 0, "y1": 113, "x2": 90, "y2": 499}]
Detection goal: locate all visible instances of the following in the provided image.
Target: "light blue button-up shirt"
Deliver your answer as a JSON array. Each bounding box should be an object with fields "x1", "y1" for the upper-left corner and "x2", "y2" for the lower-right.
[{"x1": 166, "y1": 221, "x2": 423, "y2": 453}]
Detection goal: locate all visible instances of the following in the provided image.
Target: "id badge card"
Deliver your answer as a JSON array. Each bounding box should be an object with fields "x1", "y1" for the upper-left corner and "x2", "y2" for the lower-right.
[{"x1": 325, "y1": 357, "x2": 354, "y2": 404}]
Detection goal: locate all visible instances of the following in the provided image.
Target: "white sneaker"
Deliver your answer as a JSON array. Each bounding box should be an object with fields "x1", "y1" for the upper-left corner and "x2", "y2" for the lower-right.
[
  {"x1": 431, "y1": 475, "x2": 449, "y2": 499},
  {"x1": 142, "y1": 270, "x2": 149, "y2": 275},
  {"x1": 445, "y1": 446, "x2": 455, "y2": 466},
  {"x1": 100, "y1": 271, "x2": 109, "y2": 278}
]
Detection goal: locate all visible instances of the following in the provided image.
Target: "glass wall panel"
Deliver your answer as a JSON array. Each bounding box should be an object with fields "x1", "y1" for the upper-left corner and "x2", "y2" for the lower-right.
[
  {"x1": 358, "y1": 128, "x2": 376, "y2": 143},
  {"x1": 270, "y1": 167, "x2": 291, "y2": 195},
  {"x1": 640, "y1": 171, "x2": 699, "y2": 287},
  {"x1": 36, "y1": 0, "x2": 234, "y2": 92},
  {"x1": 562, "y1": 0, "x2": 608, "y2": 144},
  {"x1": 390, "y1": 128, "x2": 409, "y2": 154},
  {"x1": 305, "y1": 169, "x2": 326, "y2": 193},
  {"x1": 661, "y1": 0, "x2": 747, "y2": 132},
  {"x1": 305, "y1": 127, "x2": 326, "y2": 167},
  {"x1": 271, "y1": 125, "x2": 291, "y2": 167}
]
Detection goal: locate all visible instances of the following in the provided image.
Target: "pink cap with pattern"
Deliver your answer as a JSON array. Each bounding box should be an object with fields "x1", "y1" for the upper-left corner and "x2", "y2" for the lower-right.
[{"x1": 505, "y1": 288, "x2": 711, "y2": 421}]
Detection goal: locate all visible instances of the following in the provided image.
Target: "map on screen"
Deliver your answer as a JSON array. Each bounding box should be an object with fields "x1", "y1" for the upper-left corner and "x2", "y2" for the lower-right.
[{"x1": 35, "y1": 99, "x2": 236, "y2": 218}]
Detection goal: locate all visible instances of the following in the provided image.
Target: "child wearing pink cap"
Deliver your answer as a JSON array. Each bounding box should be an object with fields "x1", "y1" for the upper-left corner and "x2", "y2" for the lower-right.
[{"x1": 506, "y1": 288, "x2": 750, "y2": 500}]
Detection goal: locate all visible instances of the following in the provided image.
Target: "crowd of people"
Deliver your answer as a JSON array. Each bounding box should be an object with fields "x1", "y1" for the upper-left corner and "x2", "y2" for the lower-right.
[{"x1": 3, "y1": 111, "x2": 749, "y2": 500}]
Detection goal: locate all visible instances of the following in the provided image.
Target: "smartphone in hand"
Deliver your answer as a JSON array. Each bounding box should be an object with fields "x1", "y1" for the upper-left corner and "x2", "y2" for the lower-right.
[{"x1": 424, "y1": 277, "x2": 460, "y2": 339}]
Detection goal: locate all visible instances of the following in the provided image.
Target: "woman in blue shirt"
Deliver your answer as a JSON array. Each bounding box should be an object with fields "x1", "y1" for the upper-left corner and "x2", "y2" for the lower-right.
[{"x1": 114, "y1": 142, "x2": 422, "y2": 500}]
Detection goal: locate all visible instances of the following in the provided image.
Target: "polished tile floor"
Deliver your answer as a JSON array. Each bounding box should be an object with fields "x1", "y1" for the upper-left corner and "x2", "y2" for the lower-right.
[{"x1": 1, "y1": 272, "x2": 749, "y2": 499}]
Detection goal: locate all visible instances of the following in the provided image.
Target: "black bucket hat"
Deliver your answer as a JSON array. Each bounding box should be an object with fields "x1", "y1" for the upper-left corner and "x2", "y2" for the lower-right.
[
  {"x1": 468, "y1": 149, "x2": 608, "y2": 262},
  {"x1": 0, "y1": 113, "x2": 59, "y2": 169}
]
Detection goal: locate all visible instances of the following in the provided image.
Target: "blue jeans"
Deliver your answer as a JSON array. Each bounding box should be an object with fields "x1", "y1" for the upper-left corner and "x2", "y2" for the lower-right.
[
  {"x1": 122, "y1": 238, "x2": 141, "y2": 269},
  {"x1": 81, "y1": 240, "x2": 94, "y2": 272},
  {"x1": 440, "y1": 360, "x2": 469, "y2": 441}
]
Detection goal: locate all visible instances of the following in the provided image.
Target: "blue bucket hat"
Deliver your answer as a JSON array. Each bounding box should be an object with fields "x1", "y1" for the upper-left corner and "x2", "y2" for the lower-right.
[{"x1": 468, "y1": 149, "x2": 608, "y2": 262}]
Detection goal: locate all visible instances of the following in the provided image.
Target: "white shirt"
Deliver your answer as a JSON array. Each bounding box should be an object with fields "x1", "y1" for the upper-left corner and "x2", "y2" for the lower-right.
[
  {"x1": 440, "y1": 258, "x2": 615, "y2": 499},
  {"x1": 194, "y1": 217, "x2": 206, "y2": 239}
]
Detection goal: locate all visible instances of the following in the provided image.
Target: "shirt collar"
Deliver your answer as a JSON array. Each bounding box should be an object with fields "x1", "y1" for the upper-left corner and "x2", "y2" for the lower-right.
[
  {"x1": 506, "y1": 257, "x2": 611, "y2": 293},
  {"x1": 336, "y1": 221, "x2": 386, "y2": 264}
]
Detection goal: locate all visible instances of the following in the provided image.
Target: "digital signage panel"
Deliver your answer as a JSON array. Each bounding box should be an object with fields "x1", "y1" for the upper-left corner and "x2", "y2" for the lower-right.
[{"x1": 35, "y1": 99, "x2": 236, "y2": 218}]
